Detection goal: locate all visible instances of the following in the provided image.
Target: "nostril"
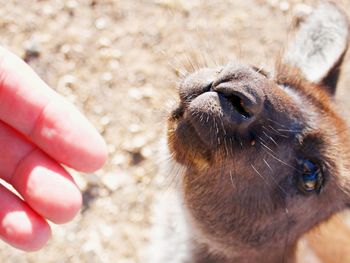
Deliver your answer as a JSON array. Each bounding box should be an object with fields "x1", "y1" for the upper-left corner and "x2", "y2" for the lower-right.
[
  {"x1": 223, "y1": 94, "x2": 252, "y2": 119},
  {"x1": 213, "y1": 80, "x2": 265, "y2": 122}
]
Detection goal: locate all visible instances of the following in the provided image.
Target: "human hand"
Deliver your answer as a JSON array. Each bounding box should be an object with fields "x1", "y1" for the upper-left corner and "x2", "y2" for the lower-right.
[{"x1": 0, "y1": 47, "x2": 108, "y2": 251}]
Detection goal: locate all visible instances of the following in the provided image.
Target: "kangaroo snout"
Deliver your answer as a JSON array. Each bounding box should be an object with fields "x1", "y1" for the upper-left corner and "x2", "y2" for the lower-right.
[{"x1": 178, "y1": 63, "x2": 266, "y2": 148}]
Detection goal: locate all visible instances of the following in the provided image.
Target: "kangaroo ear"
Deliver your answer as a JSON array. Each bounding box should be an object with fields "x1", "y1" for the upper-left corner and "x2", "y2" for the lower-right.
[{"x1": 284, "y1": 2, "x2": 350, "y2": 94}]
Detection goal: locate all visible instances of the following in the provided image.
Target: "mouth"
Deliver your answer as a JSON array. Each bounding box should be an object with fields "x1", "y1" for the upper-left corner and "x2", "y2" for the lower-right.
[
  {"x1": 168, "y1": 90, "x2": 255, "y2": 152},
  {"x1": 167, "y1": 107, "x2": 213, "y2": 166},
  {"x1": 171, "y1": 90, "x2": 253, "y2": 122}
]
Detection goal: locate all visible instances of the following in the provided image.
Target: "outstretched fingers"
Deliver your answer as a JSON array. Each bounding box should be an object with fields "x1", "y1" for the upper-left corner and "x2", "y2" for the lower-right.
[
  {"x1": 0, "y1": 121, "x2": 82, "y2": 224},
  {"x1": 0, "y1": 47, "x2": 108, "y2": 172},
  {"x1": 0, "y1": 47, "x2": 106, "y2": 250}
]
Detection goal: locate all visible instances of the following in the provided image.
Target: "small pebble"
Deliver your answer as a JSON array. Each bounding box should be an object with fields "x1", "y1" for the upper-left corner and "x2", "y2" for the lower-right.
[
  {"x1": 23, "y1": 42, "x2": 41, "y2": 62},
  {"x1": 279, "y1": 1, "x2": 290, "y2": 12}
]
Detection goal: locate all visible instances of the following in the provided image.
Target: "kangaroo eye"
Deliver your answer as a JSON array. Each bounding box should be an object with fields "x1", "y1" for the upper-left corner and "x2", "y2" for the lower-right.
[{"x1": 297, "y1": 159, "x2": 323, "y2": 193}]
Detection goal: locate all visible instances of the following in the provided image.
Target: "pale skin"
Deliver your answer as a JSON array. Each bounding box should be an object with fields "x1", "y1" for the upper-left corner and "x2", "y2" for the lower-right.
[{"x1": 0, "y1": 47, "x2": 108, "y2": 251}]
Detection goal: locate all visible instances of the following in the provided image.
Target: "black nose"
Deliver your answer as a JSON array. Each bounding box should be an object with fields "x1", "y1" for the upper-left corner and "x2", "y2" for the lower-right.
[
  {"x1": 209, "y1": 63, "x2": 265, "y2": 126},
  {"x1": 178, "y1": 63, "x2": 267, "y2": 147},
  {"x1": 212, "y1": 78, "x2": 264, "y2": 126}
]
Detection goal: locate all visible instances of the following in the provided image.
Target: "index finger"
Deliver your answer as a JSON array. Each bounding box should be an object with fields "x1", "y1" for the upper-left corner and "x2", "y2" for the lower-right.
[{"x1": 0, "y1": 47, "x2": 107, "y2": 172}]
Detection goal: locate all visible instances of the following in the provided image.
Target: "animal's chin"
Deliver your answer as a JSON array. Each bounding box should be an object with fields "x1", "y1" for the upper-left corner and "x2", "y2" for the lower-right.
[
  {"x1": 169, "y1": 103, "x2": 245, "y2": 167},
  {"x1": 167, "y1": 114, "x2": 213, "y2": 167},
  {"x1": 170, "y1": 107, "x2": 219, "y2": 150}
]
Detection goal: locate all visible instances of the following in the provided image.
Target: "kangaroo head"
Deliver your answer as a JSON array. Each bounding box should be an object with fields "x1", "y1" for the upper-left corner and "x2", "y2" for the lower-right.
[{"x1": 167, "y1": 2, "x2": 350, "y2": 260}]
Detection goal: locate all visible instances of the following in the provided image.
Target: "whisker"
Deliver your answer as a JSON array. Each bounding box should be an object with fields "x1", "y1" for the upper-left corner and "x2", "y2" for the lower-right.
[
  {"x1": 262, "y1": 131, "x2": 278, "y2": 146},
  {"x1": 276, "y1": 128, "x2": 302, "y2": 133},
  {"x1": 258, "y1": 135, "x2": 269, "y2": 145},
  {"x1": 263, "y1": 159, "x2": 288, "y2": 195},
  {"x1": 262, "y1": 125, "x2": 290, "y2": 138},
  {"x1": 251, "y1": 164, "x2": 270, "y2": 187},
  {"x1": 254, "y1": 65, "x2": 265, "y2": 74},
  {"x1": 268, "y1": 125, "x2": 290, "y2": 138},
  {"x1": 263, "y1": 158, "x2": 273, "y2": 172},
  {"x1": 262, "y1": 148, "x2": 301, "y2": 172},
  {"x1": 224, "y1": 137, "x2": 229, "y2": 156},
  {"x1": 220, "y1": 118, "x2": 227, "y2": 136},
  {"x1": 260, "y1": 141, "x2": 274, "y2": 153},
  {"x1": 239, "y1": 138, "x2": 243, "y2": 148},
  {"x1": 184, "y1": 54, "x2": 197, "y2": 72},
  {"x1": 162, "y1": 159, "x2": 184, "y2": 191},
  {"x1": 267, "y1": 118, "x2": 288, "y2": 128},
  {"x1": 229, "y1": 137, "x2": 234, "y2": 156},
  {"x1": 229, "y1": 171, "x2": 235, "y2": 190}
]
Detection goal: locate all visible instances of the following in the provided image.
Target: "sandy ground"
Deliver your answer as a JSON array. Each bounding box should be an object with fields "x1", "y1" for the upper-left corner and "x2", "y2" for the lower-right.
[{"x1": 0, "y1": 0, "x2": 350, "y2": 262}]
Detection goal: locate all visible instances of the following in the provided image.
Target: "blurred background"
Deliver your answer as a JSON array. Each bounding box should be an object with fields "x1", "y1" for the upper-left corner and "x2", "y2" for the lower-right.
[{"x1": 0, "y1": 0, "x2": 349, "y2": 262}]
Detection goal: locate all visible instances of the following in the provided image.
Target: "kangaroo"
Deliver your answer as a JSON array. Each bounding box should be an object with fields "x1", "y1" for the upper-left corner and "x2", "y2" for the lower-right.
[{"x1": 149, "y1": 2, "x2": 350, "y2": 263}]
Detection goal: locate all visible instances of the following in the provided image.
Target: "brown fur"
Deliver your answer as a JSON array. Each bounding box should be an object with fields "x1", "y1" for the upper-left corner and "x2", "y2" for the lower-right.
[{"x1": 163, "y1": 2, "x2": 350, "y2": 263}]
